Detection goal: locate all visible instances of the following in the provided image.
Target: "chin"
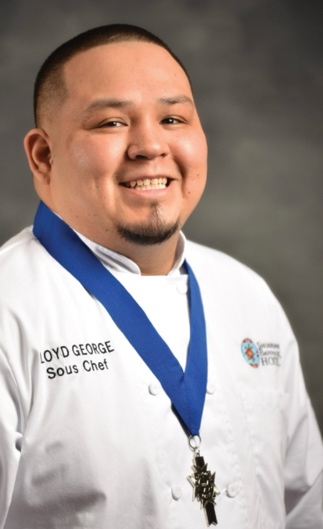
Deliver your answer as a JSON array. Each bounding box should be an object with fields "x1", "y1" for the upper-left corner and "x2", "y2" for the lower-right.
[{"x1": 116, "y1": 219, "x2": 180, "y2": 246}]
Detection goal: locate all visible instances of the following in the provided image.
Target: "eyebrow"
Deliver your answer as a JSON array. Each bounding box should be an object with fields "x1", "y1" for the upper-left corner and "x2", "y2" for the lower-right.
[
  {"x1": 82, "y1": 95, "x2": 194, "y2": 116},
  {"x1": 158, "y1": 95, "x2": 194, "y2": 106}
]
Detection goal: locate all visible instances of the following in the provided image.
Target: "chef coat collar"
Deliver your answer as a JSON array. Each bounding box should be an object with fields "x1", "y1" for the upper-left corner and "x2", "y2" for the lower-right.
[{"x1": 75, "y1": 230, "x2": 187, "y2": 276}]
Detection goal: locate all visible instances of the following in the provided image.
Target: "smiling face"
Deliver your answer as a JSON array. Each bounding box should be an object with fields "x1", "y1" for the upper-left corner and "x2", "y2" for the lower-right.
[{"x1": 26, "y1": 41, "x2": 207, "y2": 255}]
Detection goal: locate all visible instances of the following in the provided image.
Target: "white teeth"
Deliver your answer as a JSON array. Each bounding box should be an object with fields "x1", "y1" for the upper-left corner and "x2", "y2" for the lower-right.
[{"x1": 124, "y1": 177, "x2": 168, "y2": 190}]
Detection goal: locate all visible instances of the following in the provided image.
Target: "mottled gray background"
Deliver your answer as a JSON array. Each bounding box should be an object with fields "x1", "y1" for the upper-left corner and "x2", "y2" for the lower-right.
[{"x1": 0, "y1": 0, "x2": 322, "y2": 432}]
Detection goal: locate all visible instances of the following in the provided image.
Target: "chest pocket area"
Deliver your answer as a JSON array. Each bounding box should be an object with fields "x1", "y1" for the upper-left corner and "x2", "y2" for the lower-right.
[{"x1": 240, "y1": 389, "x2": 289, "y2": 505}]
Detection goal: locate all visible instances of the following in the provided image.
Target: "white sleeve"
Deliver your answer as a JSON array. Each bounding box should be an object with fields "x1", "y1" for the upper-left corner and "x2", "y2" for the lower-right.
[
  {"x1": 286, "y1": 473, "x2": 323, "y2": 529},
  {"x1": 0, "y1": 349, "x2": 23, "y2": 529},
  {"x1": 281, "y1": 310, "x2": 323, "y2": 528},
  {"x1": 285, "y1": 398, "x2": 323, "y2": 529}
]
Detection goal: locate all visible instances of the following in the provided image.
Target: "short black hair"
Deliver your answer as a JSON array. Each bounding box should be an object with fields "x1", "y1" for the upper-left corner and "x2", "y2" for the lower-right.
[{"x1": 34, "y1": 23, "x2": 190, "y2": 126}]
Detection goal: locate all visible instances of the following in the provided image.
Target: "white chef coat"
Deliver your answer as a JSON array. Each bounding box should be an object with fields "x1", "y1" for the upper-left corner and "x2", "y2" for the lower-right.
[{"x1": 0, "y1": 225, "x2": 322, "y2": 529}]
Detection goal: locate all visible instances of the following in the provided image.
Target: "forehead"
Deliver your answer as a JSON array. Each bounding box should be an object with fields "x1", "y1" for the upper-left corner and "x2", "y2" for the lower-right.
[{"x1": 62, "y1": 41, "x2": 192, "y2": 102}]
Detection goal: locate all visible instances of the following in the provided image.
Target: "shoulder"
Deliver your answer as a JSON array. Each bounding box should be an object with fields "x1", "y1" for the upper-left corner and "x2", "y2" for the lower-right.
[
  {"x1": 0, "y1": 227, "x2": 35, "y2": 269},
  {"x1": 185, "y1": 239, "x2": 269, "y2": 292},
  {"x1": 0, "y1": 227, "x2": 43, "y2": 273},
  {"x1": 184, "y1": 239, "x2": 288, "y2": 325},
  {"x1": 0, "y1": 227, "x2": 58, "y2": 305}
]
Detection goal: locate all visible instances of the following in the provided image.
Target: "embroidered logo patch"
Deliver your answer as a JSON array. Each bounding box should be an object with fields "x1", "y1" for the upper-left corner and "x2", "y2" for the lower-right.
[
  {"x1": 241, "y1": 338, "x2": 260, "y2": 368},
  {"x1": 241, "y1": 338, "x2": 281, "y2": 368}
]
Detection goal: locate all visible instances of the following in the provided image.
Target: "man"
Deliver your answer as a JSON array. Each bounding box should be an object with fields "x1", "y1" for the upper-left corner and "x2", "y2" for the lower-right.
[{"x1": 0, "y1": 24, "x2": 322, "y2": 529}]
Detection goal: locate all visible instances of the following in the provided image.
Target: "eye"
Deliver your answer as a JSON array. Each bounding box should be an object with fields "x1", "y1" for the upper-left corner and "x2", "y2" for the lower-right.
[
  {"x1": 97, "y1": 120, "x2": 125, "y2": 128},
  {"x1": 161, "y1": 116, "x2": 183, "y2": 125}
]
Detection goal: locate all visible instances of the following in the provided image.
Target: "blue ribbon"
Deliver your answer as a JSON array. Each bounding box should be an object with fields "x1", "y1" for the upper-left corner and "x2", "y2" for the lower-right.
[{"x1": 33, "y1": 201, "x2": 207, "y2": 436}]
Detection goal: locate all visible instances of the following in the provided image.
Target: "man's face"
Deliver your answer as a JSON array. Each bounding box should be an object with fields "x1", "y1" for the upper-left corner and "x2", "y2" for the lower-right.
[{"x1": 38, "y1": 41, "x2": 207, "y2": 250}]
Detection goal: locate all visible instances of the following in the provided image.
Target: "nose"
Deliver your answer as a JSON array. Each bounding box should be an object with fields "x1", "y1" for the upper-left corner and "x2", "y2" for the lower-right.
[{"x1": 127, "y1": 120, "x2": 169, "y2": 160}]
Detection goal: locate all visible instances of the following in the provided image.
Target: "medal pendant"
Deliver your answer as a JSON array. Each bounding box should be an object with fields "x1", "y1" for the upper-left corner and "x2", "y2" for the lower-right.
[{"x1": 188, "y1": 442, "x2": 220, "y2": 526}]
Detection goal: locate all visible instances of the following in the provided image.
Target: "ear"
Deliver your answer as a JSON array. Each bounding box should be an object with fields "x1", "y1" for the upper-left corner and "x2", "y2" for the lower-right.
[{"x1": 23, "y1": 128, "x2": 53, "y2": 184}]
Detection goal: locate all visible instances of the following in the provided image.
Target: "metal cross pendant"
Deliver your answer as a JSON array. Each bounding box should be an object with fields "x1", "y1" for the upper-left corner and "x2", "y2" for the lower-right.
[{"x1": 188, "y1": 437, "x2": 220, "y2": 526}]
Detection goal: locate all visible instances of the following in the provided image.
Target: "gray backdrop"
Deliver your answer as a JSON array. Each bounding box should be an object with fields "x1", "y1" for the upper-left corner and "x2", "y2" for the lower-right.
[{"x1": 0, "y1": 0, "x2": 322, "y2": 432}]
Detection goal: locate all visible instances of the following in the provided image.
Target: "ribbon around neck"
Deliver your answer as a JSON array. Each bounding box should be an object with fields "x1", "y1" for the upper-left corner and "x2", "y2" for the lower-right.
[{"x1": 33, "y1": 201, "x2": 208, "y2": 436}]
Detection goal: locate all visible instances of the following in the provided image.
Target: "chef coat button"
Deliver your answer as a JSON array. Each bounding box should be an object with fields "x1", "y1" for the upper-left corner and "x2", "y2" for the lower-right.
[
  {"x1": 176, "y1": 282, "x2": 188, "y2": 294},
  {"x1": 206, "y1": 381, "x2": 215, "y2": 394},
  {"x1": 171, "y1": 486, "x2": 182, "y2": 500},
  {"x1": 227, "y1": 482, "x2": 239, "y2": 498},
  {"x1": 149, "y1": 381, "x2": 161, "y2": 395}
]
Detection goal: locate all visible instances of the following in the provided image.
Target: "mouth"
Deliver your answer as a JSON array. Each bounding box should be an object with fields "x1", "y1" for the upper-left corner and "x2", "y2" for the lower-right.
[{"x1": 121, "y1": 177, "x2": 170, "y2": 190}]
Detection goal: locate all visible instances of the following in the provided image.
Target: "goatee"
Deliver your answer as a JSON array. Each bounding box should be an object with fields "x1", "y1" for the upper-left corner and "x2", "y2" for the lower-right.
[{"x1": 117, "y1": 205, "x2": 180, "y2": 246}]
